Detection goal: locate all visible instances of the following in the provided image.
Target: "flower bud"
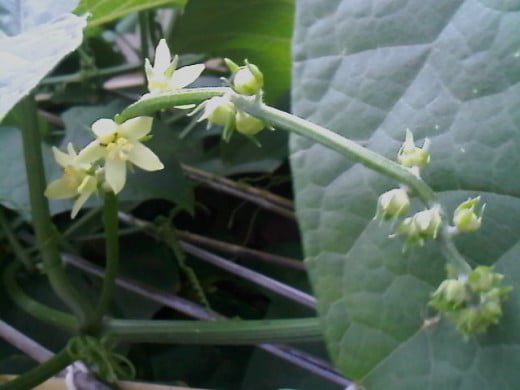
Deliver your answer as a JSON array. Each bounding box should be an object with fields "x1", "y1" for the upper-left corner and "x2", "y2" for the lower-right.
[
  {"x1": 431, "y1": 279, "x2": 468, "y2": 310},
  {"x1": 453, "y1": 196, "x2": 484, "y2": 232},
  {"x1": 397, "y1": 129, "x2": 430, "y2": 167},
  {"x1": 226, "y1": 59, "x2": 264, "y2": 95},
  {"x1": 468, "y1": 265, "x2": 502, "y2": 293},
  {"x1": 376, "y1": 188, "x2": 410, "y2": 220},
  {"x1": 199, "y1": 96, "x2": 236, "y2": 126},
  {"x1": 235, "y1": 111, "x2": 265, "y2": 135},
  {"x1": 413, "y1": 207, "x2": 442, "y2": 239},
  {"x1": 429, "y1": 266, "x2": 512, "y2": 335}
]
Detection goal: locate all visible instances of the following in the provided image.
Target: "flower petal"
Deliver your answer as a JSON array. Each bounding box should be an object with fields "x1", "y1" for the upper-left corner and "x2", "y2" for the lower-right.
[
  {"x1": 154, "y1": 39, "x2": 171, "y2": 74},
  {"x1": 52, "y1": 146, "x2": 73, "y2": 168},
  {"x1": 118, "y1": 116, "x2": 154, "y2": 139},
  {"x1": 92, "y1": 118, "x2": 117, "y2": 138},
  {"x1": 170, "y1": 64, "x2": 205, "y2": 89},
  {"x1": 45, "y1": 178, "x2": 77, "y2": 199},
  {"x1": 105, "y1": 158, "x2": 127, "y2": 194},
  {"x1": 144, "y1": 58, "x2": 154, "y2": 82},
  {"x1": 128, "y1": 142, "x2": 164, "y2": 171},
  {"x1": 77, "y1": 141, "x2": 105, "y2": 164},
  {"x1": 71, "y1": 190, "x2": 93, "y2": 219}
]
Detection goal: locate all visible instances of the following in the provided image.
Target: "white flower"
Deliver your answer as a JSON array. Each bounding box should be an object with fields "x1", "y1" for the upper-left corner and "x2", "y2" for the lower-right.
[
  {"x1": 77, "y1": 117, "x2": 164, "y2": 194},
  {"x1": 144, "y1": 39, "x2": 205, "y2": 94},
  {"x1": 45, "y1": 143, "x2": 99, "y2": 218}
]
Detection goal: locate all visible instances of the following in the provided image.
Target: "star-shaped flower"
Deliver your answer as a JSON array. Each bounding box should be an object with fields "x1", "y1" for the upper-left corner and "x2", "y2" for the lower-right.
[
  {"x1": 144, "y1": 39, "x2": 205, "y2": 94},
  {"x1": 77, "y1": 117, "x2": 164, "y2": 194},
  {"x1": 45, "y1": 143, "x2": 99, "y2": 218}
]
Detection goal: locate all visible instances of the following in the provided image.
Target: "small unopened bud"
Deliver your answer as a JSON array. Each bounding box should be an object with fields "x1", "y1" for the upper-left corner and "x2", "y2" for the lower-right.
[
  {"x1": 413, "y1": 207, "x2": 442, "y2": 238},
  {"x1": 397, "y1": 129, "x2": 431, "y2": 167},
  {"x1": 235, "y1": 111, "x2": 265, "y2": 135},
  {"x1": 199, "y1": 96, "x2": 236, "y2": 126},
  {"x1": 431, "y1": 279, "x2": 468, "y2": 309},
  {"x1": 376, "y1": 188, "x2": 410, "y2": 220},
  {"x1": 468, "y1": 265, "x2": 502, "y2": 293},
  {"x1": 226, "y1": 59, "x2": 264, "y2": 95},
  {"x1": 453, "y1": 196, "x2": 484, "y2": 232}
]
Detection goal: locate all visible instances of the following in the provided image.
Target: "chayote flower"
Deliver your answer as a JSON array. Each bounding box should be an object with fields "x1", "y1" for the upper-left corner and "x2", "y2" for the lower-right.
[
  {"x1": 397, "y1": 129, "x2": 430, "y2": 167},
  {"x1": 45, "y1": 143, "x2": 100, "y2": 218},
  {"x1": 235, "y1": 110, "x2": 265, "y2": 135},
  {"x1": 77, "y1": 117, "x2": 163, "y2": 194},
  {"x1": 224, "y1": 58, "x2": 264, "y2": 95},
  {"x1": 453, "y1": 196, "x2": 485, "y2": 232},
  {"x1": 375, "y1": 188, "x2": 410, "y2": 220},
  {"x1": 145, "y1": 39, "x2": 205, "y2": 94}
]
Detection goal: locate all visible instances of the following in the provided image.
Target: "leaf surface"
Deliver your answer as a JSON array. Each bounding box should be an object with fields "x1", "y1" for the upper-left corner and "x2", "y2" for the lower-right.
[
  {"x1": 290, "y1": 0, "x2": 520, "y2": 387},
  {"x1": 171, "y1": 0, "x2": 294, "y2": 102},
  {"x1": 0, "y1": 0, "x2": 85, "y2": 119}
]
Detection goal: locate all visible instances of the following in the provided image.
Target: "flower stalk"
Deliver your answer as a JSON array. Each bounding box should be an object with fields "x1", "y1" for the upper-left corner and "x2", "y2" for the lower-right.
[
  {"x1": 90, "y1": 191, "x2": 120, "y2": 332},
  {"x1": 15, "y1": 96, "x2": 94, "y2": 327}
]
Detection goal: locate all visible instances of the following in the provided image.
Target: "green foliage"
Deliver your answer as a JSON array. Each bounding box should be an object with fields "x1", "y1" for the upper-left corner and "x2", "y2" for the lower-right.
[
  {"x1": 291, "y1": 0, "x2": 520, "y2": 388},
  {"x1": 171, "y1": 0, "x2": 294, "y2": 102},
  {"x1": 74, "y1": 0, "x2": 187, "y2": 27},
  {"x1": 0, "y1": 0, "x2": 86, "y2": 119}
]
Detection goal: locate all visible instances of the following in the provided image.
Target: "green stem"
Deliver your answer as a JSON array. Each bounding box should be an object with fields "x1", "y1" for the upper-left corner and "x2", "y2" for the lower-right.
[
  {"x1": 114, "y1": 87, "x2": 228, "y2": 123},
  {"x1": 0, "y1": 348, "x2": 72, "y2": 389},
  {"x1": 3, "y1": 262, "x2": 78, "y2": 332},
  {"x1": 15, "y1": 96, "x2": 94, "y2": 326},
  {"x1": 104, "y1": 318, "x2": 322, "y2": 345},
  {"x1": 113, "y1": 88, "x2": 471, "y2": 274},
  {"x1": 439, "y1": 229, "x2": 472, "y2": 275},
  {"x1": 232, "y1": 95, "x2": 438, "y2": 206},
  {"x1": 40, "y1": 63, "x2": 140, "y2": 85},
  {"x1": 139, "y1": 11, "x2": 151, "y2": 63},
  {"x1": 0, "y1": 209, "x2": 33, "y2": 270},
  {"x1": 91, "y1": 192, "x2": 120, "y2": 331}
]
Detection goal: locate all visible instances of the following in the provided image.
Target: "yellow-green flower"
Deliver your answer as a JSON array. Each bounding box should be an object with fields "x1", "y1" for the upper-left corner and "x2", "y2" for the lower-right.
[
  {"x1": 45, "y1": 143, "x2": 99, "y2": 218},
  {"x1": 144, "y1": 39, "x2": 205, "y2": 94},
  {"x1": 78, "y1": 117, "x2": 164, "y2": 194}
]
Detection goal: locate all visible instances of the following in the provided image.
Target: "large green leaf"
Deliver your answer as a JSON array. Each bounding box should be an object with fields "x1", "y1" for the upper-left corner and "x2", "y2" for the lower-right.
[
  {"x1": 0, "y1": 1, "x2": 85, "y2": 119},
  {"x1": 171, "y1": 0, "x2": 294, "y2": 102},
  {"x1": 291, "y1": 0, "x2": 520, "y2": 388},
  {"x1": 74, "y1": 0, "x2": 187, "y2": 27}
]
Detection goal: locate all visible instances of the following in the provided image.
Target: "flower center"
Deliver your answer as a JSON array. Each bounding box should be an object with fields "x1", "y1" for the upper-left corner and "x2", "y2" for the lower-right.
[{"x1": 106, "y1": 137, "x2": 135, "y2": 161}]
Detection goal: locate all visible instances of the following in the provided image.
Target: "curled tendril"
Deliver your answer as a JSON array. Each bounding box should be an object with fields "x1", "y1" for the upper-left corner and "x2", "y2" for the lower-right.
[{"x1": 66, "y1": 335, "x2": 135, "y2": 383}]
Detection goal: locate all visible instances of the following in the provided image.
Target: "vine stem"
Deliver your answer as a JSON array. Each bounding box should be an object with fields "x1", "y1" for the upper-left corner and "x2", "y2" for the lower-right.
[
  {"x1": 104, "y1": 318, "x2": 321, "y2": 345},
  {"x1": 114, "y1": 88, "x2": 472, "y2": 275},
  {"x1": 0, "y1": 348, "x2": 72, "y2": 389},
  {"x1": 3, "y1": 262, "x2": 78, "y2": 332},
  {"x1": 15, "y1": 96, "x2": 94, "y2": 327},
  {"x1": 91, "y1": 192, "x2": 120, "y2": 332}
]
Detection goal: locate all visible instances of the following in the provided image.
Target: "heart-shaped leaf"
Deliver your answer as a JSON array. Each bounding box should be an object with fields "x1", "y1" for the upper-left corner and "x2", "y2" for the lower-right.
[{"x1": 291, "y1": 0, "x2": 520, "y2": 387}]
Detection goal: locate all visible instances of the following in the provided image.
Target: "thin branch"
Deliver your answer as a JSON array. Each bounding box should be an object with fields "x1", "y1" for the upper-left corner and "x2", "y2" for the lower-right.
[
  {"x1": 176, "y1": 229, "x2": 305, "y2": 271},
  {"x1": 118, "y1": 212, "x2": 315, "y2": 308},
  {"x1": 0, "y1": 321, "x2": 53, "y2": 363},
  {"x1": 181, "y1": 242, "x2": 316, "y2": 309},
  {"x1": 181, "y1": 164, "x2": 295, "y2": 220}
]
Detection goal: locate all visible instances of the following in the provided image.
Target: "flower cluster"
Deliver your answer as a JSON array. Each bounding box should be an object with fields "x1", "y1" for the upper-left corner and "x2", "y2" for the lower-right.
[
  {"x1": 46, "y1": 117, "x2": 164, "y2": 218},
  {"x1": 46, "y1": 39, "x2": 210, "y2": 218},
  {"x1": 375, "y1": 131, "x2": 486, "y2": 248},
  {"x1": 375, "y1": 130, "x2": 440, "y2": 246},
  {"x1": 190, "y1": 58, "x2": 269, "y2": 142},
  {"x1": 429, "y1": 266, "x2": 512, "y2": 335}
]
